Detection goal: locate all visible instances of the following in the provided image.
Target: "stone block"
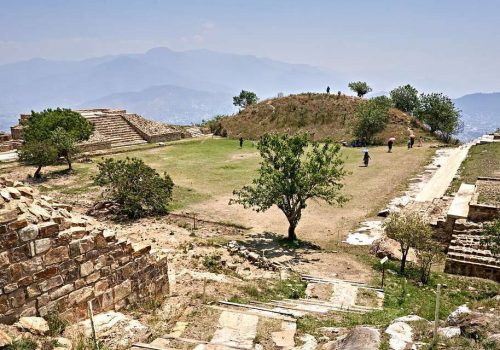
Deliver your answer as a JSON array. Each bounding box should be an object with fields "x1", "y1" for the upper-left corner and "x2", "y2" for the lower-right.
[
  {"x1": 35, "y1": 266, "x2": 59, "y2": 280},
  {"x1": 26, "y1": 285, "x2": 41, "y2": 298},
  {"x1": 38, "y1": 222, "x2": 59, "y2": 238},
  {"x1": 34, "y1": 238, "x2": 51, "y2": 254},
  {"x1": 9, "y1": 262, "x2": 26, "y2": 280},
  {"x1": 68, "y1": 286, "x2": 93, "y2": 306},
  {"x1": 94, "y1": 280, "x2": 109, "y2": 296},
  {"x1": 8, "y1": 218, "x2": 28, "y2": 231},
  {"x1": 80, "y1": 261, "x2": 94, "y2": 277},
  {"x1": 11, "y1": 244, "x2": 30, "y2": 262},
  {"x1": 0, "y1": 251, "x2": 9, "y2": 269},
  {"x1": 39, "y1": 275, "x2": 64, "y2": 292},
  {"x1": 4, "y1": 283, "x2": 18, "y2": 294},
  {"x1": 0, "y1": 232, "x2": 18, "y2": 250},
  {"x1": 113, "y1": 280, "x2": 132, "y2": 302},
  {"x1": 18, "y1": 224, "x2": 39, "y2": 242},
  {"x1": 85, "y1": 271, "x2": 100, "y2": 284},
  {"x1": 50, "y1": 284, "x2": 75, "y2": 300},
  {"x1": 44, "y1": 246, "x2": 69, "y2": 265},
  {"x1": 8, "y1": 288, "x2": 26, "y2": 308}
]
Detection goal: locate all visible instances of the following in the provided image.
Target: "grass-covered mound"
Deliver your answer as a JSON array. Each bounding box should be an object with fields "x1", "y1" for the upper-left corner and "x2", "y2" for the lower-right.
[{"x1": 220, "y1": 93, "x2": 433, "y2": 144}]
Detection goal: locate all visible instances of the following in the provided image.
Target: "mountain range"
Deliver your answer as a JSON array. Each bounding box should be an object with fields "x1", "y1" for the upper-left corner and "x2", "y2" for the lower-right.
[
  {"x1": 0, "y1": 47, "x2": 338, "y2": 131},
  {"x1": 0, "y1": 47, "x2": 498, "y2": 139}
]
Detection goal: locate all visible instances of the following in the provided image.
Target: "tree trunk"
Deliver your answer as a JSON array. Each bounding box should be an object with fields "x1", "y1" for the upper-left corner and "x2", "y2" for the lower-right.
[
  {"x1": 287, "y1": 224, "x2": 297, "y2": 241},
  {"x1": 66, "y1": 156, "x2": 72, "y2": 171},
  {"x1": 34, "y1": 165, "x2": 42, "y2": 179},
  {"x1": 400, "y1": 249, "x2": 408, "y2": 274}
]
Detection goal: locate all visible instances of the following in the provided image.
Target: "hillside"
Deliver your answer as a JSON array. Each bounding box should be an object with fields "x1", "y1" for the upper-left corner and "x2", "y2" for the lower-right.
[
  {"x1": 453, "y1": 92, "x2": 500, "y2": 140},
  {"x1": 220, "y1": 93, "x2": 431, "y2": 144}
]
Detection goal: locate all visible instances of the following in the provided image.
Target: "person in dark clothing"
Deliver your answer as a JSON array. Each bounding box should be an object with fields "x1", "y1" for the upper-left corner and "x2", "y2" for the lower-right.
[
  {"x1": 410, "y1": 134, "x2": 415, "y2": 148},
  {"x1": 239, "y1": 137, "x2": 243, "y2": 148},
  {"x1": 363, "y1": 150, "x2": 371, "y2": 167},
  {"x1": 388, "y1": 139, "x2": 394, "y2": 153},
  {"x1": 326, "y1": 86, "x2": 330, "y2": 94},
  {"x1": 407, "y1": 139, "x2": 411, "y2": 149}
]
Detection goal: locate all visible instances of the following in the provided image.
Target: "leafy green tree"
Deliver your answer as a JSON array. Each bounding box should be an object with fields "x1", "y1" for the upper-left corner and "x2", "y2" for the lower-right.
[
  {"x1": 390, "y1": 84, "x2": 419, "y2": 114},
  {"x1": 18, "y1": 140, "x2": 58, "y2": 179},
  {"x1": 348, "y1": 81, "x2": 372, "y2": 97},
  {"x1": 354, "y1": 96, "x2": 391, "y2": 143},
  {"x1": 233, "y1": 90, "x2": 259, "y2": 109},
  {"x1": 21, "y1": 108, "x2": 94, "y2": 174},
  {"x1": 384, "y1": 212, "x2": 432, "y2": 274},
  {"x1": 231, "y1": 133, "x2": 347, "y2": 240},
  {"x1": 416, "y1": 93, "x2": 463, "y2": 142},
  {"x1": 94, "y1": 157, "x2": 174, "y2": 219},
  {"x1": 201, "y1": 115, "x2": 226, "y2": 135}
]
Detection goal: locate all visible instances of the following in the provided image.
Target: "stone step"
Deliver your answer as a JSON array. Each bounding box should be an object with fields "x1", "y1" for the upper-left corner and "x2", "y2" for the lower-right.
[
  {"x1": 111, "y1": 140, "x2": 148, "y2": 148},
  {"x1": 448, "y1": 245, "x2": 493, "y2": 258},
  {"x1": 447, "y1": 251, "x2": 499, "y2": 266}
]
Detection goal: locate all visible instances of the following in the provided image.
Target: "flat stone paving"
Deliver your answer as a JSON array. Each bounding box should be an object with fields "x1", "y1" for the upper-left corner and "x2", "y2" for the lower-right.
[{"x1": 447, "y1": 183, "x2": 475, "y2": 219}]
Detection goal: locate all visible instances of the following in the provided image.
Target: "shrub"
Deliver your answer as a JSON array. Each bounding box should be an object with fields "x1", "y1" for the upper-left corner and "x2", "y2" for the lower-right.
[
  {"x1": 94, "y1": 157, "x2": 174, "y2": 219},
  {"x1": 354, "y1": 97, "x2": 391, "y2": 144}
]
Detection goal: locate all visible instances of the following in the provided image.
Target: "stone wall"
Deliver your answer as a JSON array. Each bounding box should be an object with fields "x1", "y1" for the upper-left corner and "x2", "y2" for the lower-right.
[
  {"x1": 0, "y1": 178, "x2": 169, "y2": 324},
  {"x1": 123, "y1": 114, "x2": 182, "y2": 143}
]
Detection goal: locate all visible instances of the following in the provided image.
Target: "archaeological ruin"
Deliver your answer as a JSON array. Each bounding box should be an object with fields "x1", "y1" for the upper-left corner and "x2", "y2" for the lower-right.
[
  {"x1": 3, "y1": 109, "x2": 190, "y2": 153},
  {"x1": 0, "y1": 177, "x2": 169, "y2": 324}
]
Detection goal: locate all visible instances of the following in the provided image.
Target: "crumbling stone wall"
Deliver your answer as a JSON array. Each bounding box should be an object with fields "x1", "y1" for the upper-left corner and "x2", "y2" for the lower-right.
[
  {"x1": 0, "y1": 178, "x2": 168, "y2": 324},
  {"x1": 123, "y1": 114, "x2": 182, "y2": 143}
]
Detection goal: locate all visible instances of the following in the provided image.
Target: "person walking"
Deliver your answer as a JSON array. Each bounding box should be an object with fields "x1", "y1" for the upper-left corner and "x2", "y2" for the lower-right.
[
  {"x1": 363, "y1": 149, "x2": 371, "y2": 167},
  {"x1": 418, "y1": 136, "x2": 423, "y2": 147},
  {"x1": 388, "y1": 137, "x2": 395, "y2": 153},
  {"x1": 410, "y1": 134, "x2": 415, "y2": 148},
  {"x1": 326, "y1": 86, "x2": 330, "y2": 94},
  {"x1": 239, "y1": 137, "x2": 243, "y2": 148}
]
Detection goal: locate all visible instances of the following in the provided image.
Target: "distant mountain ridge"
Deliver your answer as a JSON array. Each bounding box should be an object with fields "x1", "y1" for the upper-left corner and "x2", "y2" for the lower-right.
[
  {"x1": 0, "y1": 47, "x2": 339, "y2": 130},
  {"x1": 453, "y1": 92, "x2": 500, "y2": 140}
]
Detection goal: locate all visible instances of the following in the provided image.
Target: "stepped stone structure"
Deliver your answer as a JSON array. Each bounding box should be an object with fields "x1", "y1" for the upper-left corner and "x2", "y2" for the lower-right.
[
  {"x1": 0, "y1": 177, "x2": 169, "y2": 324},
  {"x1": 443, "y1": 178, "x2": 499, "y2": 282},
  {"x1": 7, "y1": 109, "x2": 185, "y2": 152}
]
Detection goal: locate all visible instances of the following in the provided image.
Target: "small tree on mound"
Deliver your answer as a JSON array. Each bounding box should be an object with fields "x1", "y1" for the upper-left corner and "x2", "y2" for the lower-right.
[
  {"x1": 354, "y1": 96, "x2": 391, "y2": 144},
  {"x1": 384, "y1": 212, "x2": 432, "y2": 274},
  {"x1": 230, "y1": 133, "x2": 348, "y2": 241},
  {"x1": 20, "y1": 108, "x2": 94, "y2": 176},
  {"x1": 390, "y1": 84, "x2": 419, "y2": 114},
  {"x1": 94, "y1": 157, "x2": 174, "y2": 219},
  {"x1": 348, "y1": 81, "x2": 372, "y2": 97},
  {"x1": 233, "y1": 90, "x2": 259, "y2": 109},
  {"x1": 415, "y1": 238, "x2": 444, "y2": 284}
]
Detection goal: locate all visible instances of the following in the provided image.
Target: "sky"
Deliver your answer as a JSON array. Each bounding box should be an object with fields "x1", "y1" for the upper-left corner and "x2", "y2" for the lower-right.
[{"x1": 1, "y1": 0, "x2": 499, "y2": 97}]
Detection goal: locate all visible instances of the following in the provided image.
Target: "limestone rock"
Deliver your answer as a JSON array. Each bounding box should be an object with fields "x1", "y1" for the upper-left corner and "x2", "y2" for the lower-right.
[
  {"x1": 15, "y1": 316, "x2": 50, "y2": 335},
  {"x1": 447, "y1": 304, "x2": 470, "y2": 326},
  {"x1": 337, "y1": 326, "x2": 380, "y2": 350},
  {"x1": 370, "y1": 237, "x2": 417, "y2": 262},
  {"x1": 455, "y1": 312, "x2": 498, "y2": 339},
  {"x1": 438, "y1": 326, "x2": 461, "y2": 338},
  {"x1": 64, "y1": 311, "x2": 150, "y2": 348},
  {"x1": 292, "y1": 334, "x2": 317, "y2": 350},
  {"x1": 392, "y1": 315, "x2": 428, "y2": 324},
  {"x1": 0, "y1": 329, "x2": 12, "y2": 347},
  {"x1": 54, "y1": 337, "x2": 73, "y2": 350},
  {"x1": 385, "y1": 321, "x2": 413, "y2": 350}
]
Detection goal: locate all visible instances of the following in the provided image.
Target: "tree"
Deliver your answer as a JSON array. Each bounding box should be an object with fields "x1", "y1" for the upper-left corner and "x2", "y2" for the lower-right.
[
  {"x1": 415, "y1": 237, "x2": 444, "y2": 284},
  {"x1": 390, "y1": 85, "x2": 419, "y2": 114},
  {"x1": 18, "y1": 140, "x2": 58, "y2": 179},
  {"x1": 231, "y1": 133, "x2": 347, "y2": 240},
  {"x1": 94, "y1": 157, "x2": 174, "y2": 219},
  {"x1": 348, "y1": 81, "x2": 372, "y2": 97},
  {"x1": 383, "y1": 212, "x2": 432, "y2": 274},
  {"x1": 21, "y1": 108, "x2": 94, "y2": 175},
  {"x1": 416, "y1": 93, "x2": 463, "y2": 142},
  {"x1": 354, "y1": 96, "x2": 391, "y2": 143},
  {"x1": 233, "y1": 90, "x2": 259, "y2": 109},
  {"x1": 481, "y1": 220, "x2": 500, "y2": 257}
]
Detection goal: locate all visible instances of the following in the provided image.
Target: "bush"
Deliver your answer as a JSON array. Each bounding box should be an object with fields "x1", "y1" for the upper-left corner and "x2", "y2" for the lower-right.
[
  {"x1": 201, "y1": 115, "x2": 226, "y2": 135},
  {"x1": 94, "y1": 157, "x2": 174, "y2": 219},
  {"x1": 354, "y1": 97, "x2": 391, "y2": 144}
]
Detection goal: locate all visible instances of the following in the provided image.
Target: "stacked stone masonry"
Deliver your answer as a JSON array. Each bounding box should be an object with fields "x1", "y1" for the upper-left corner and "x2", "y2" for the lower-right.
[
  {"x1": 444, "y1": 220, "x2": 499, "y2": 282},
  {"x1": 0, "y1": 177, "x2": 169, "y2": 324}
]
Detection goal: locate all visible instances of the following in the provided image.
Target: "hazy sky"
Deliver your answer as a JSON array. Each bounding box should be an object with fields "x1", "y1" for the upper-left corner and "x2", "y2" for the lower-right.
[{"x1": 1, "y1": 0, "x2": 499, "y2": 97}]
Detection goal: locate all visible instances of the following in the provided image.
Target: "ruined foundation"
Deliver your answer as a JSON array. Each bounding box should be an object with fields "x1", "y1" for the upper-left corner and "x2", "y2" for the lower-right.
[{"x1": 0, "y1": 177, "x2": 169, "y2": 324}]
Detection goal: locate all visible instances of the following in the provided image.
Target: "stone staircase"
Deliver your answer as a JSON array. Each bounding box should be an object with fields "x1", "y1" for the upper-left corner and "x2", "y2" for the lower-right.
[{"x1": 85, "y1": 114, "x2": 147, "y2": 148}]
